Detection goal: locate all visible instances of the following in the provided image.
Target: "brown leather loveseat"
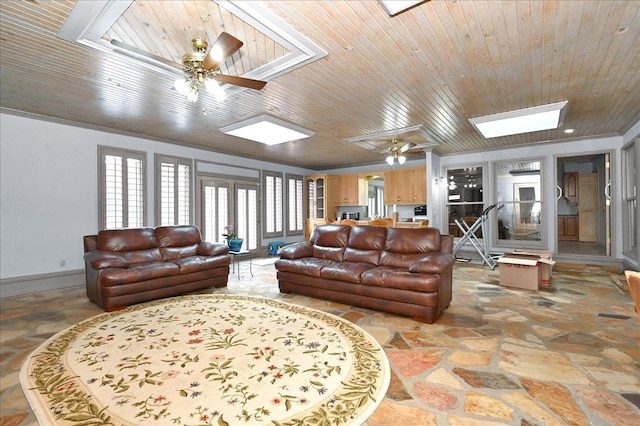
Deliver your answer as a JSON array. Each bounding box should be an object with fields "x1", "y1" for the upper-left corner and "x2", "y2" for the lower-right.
[
  {"x1": 275, "y1": 224, "x2": 454, "y2": 323},
  {"x1": 83, "y1": 225, "x2": 230, "y2": 311}
]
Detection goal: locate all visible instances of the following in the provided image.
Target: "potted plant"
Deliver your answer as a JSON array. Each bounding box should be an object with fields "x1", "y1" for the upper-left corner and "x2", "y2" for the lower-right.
[{"x1": 223, "y1": 224, "x2": 243, "y2": 252}]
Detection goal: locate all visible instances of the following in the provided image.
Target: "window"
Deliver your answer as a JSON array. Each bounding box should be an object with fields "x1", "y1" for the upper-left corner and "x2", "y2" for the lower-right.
[
  {"x1": 622, "y1": 140, "x2": 638, "y2": 260},
  {"x1": 99, "y1": 146, "x2": 146, "y2": 229},
  {"x1": 264, "y1": 171, "x2": 283, "y2": 237},
  {"x1": 201, "y1": 179, "x2": 229, "y2": 243},
  {"x1": 156, "y1": 155, "x2": 192, "y2": 226},
  {"x1": 287, "y1": 174, "x2": 304, "y2": 235},
  {"x1": 236, "y1": 183, "x2": 259, "y2": 250},
  {"x1": 367, "y1": 178, "x2": 385, "y2": 218},
  {"x1": 495, "y1": 159, "x2": 544, "y2": 245},
  {"x1": 445, "y1": 165, "x2": 485, "y2": 238}
]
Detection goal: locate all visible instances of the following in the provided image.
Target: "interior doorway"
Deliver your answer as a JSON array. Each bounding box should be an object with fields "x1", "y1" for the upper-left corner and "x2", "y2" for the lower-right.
[{"x1": 556, "y1": 153, "x2": 611, "y2": 257}]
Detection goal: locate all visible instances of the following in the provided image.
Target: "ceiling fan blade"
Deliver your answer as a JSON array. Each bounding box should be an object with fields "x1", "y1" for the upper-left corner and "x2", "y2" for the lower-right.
[
  {"x1": 399, "y1": 142, "x2": 417, "y2": 153},
  {"x1": 203, "y1": 32, "x2": 243, "y2": 70},
  {"x1": 214, "y1": 74, "x2": 267, "y2": 90}
]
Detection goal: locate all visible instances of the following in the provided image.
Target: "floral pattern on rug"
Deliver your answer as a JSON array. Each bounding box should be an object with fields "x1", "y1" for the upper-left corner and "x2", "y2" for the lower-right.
[{"x1": 20, "y1": 295, "x2": 390, "y2": 425}]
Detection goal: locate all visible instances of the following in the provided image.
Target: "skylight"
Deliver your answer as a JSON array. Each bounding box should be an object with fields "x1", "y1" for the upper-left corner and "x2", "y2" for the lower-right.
[
  {"x1": 469, "y1": 101, "x2": 568, "y2": 139},
  {"x1": 219, "y1": 114, "x2": 315, "y2": 145}
]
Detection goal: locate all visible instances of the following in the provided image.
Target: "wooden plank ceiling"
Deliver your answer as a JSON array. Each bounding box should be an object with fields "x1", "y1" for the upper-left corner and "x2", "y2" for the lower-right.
[{"x1": 1, "y1": 0, "x2": 638, "y2": 170}]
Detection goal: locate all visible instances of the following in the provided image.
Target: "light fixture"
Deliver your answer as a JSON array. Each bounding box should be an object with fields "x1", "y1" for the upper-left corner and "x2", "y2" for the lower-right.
[
  {"x1": 385, "y1": 139, "x2": 408, "y2": 165},
  {"x1": 219, "y1": 114, "x2": 315, "y2": 145},
  {"x1": 379, "y1": 0, "x2": 427, "y2": 16},
  {"x1": 469, "y1": 101, "x2": 568, "y2": 138},
  {"x1": 564, "y1": 128, "x2": 575, "y2": 134},
  {"x1": 173, "y1": 38, "x2": 228, "y2": 103}
]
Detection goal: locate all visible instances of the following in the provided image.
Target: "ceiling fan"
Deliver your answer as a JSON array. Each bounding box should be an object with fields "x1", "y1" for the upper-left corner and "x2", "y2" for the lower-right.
[
  {"x1": 385, "y1": 139, "x2": 416, "y2": 165},
  {"x1": 173, "y1": 32, "x2": 267, "y2": 102}
]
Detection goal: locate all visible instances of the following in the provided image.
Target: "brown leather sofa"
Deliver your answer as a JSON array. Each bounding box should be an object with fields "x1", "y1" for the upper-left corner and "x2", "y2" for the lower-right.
[
  {"x1": 275, "y1": 224, "x2": 454, "y2": 323},
  {"x1": 83, "y1": 225, "x2": 230, "y2": 311}
]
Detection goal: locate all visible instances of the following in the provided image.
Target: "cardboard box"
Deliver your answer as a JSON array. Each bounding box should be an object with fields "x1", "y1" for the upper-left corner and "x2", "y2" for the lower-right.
[
  {"x1": 497, "y1": 253, "x2": 556, "y2": 291},
  {"x1": 513, "y1": 249, "x2": 554, "y2": 285}
]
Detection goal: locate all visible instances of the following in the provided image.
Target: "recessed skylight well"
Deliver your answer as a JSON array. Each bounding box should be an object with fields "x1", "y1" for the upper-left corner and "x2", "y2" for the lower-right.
[
  {"x1": 469, "y1": 101, "x2": 568, "y2": 139},
  {"x1": 379, "y1": 1, "x2": 426, "y2": 16},
  {"x1": 219, "y1": 114, "x2": 315, "y2": 145}
]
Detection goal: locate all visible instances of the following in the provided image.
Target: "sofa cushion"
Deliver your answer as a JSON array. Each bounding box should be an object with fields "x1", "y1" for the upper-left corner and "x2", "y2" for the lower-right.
[
  {"x1": 409, "y1": 253, "x2": 456, "y2": 274},
  {"x1": 342, "y1": 226, "x2": 386, "y2": 265},
  {"x1": 97, "y1": 228, "x2": 157, "y2": 252},
  {"x1": 155, "y1": 225, "x2": 202, "y2": 247},
  {"x1": 380, "y1": 228, "x2": 443, "y2": 268},
  {"x1": 385, "y1": 227, "x2": 441, "y2": 253},
  {"x1": 320, "y1": 262, "x2": 374, "y2": 283},
  {"x1": 361, "y1": 266, "x2": 440, "y2": 292},
  {"x1": 310, "y1": 225, "x2": 351, "y2": 262},
  {"x1": 101, "y1": 261, "x2": 179, "y2": 286},
  {"x1": 311, "y1": 224, "x2": 351, "y2": 247},
  {"x1": 170, "y1": 256, "x2": 229, "y2": 274},
  {"x1": 119, "y1": 248, "x2": 164, "y2": 265},
  {"x1": 160, "y1": 244, "x2": 198, "y2": 261},
  {"x1": 275, "y1": 258, "x2": 335, "y2": 277}
]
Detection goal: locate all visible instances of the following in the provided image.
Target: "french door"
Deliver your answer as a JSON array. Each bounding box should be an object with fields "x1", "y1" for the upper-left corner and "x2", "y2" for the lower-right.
[
  {"x1": 199, "y1": 177, "x2": 259, "y2": 252},
  {"x1": 555, "y1": 152, "x2": 611, "y2": 257}
]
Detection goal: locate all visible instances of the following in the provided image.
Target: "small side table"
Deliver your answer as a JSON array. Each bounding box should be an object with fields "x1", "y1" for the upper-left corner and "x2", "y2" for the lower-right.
[{"x1": 229, "y1": 250, "x2": 253, "y2": 279}]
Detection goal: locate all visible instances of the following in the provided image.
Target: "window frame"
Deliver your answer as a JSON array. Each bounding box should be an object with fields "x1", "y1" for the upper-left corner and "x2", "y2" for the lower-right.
[
  {"x1": 493, "y1": 158, "x2": 546, "y2": 248},
  {"x1": 622, "y1": 139, "x2": 639, "y2": 261},
  {"x1": 443, "y1": 163, "x2": 487, "y2": 241},
  {"x1": 286, "y1": 173, "x2": 304, "y2": 236},
  {"x1": 98, "y1": 145, "x2": 147, "y2": 230},
  {"x1": 263, "y1": 170, "x2": 284, "y2": 238},
  {"x1": 155, "y1": 154, "x2": 193, "y2": 226}
]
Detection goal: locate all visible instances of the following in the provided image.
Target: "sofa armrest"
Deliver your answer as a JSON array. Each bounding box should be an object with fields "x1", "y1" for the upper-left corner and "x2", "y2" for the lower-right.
[
  {"x1": 408, "y1": 253, "x2": 455, "y2": 274},
  {"x1": 278, "y1": 241, "x2": 313, "y2": 259},
  {"x1": 83, "y1": 251, "x2": 128, "y2": 269},
  {"x1": 197, "y1": 242, "x2": 230, "y2": 256}
]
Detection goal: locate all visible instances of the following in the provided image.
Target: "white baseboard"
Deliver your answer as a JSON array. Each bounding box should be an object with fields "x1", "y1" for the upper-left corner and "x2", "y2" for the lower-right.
[{"x1": 0, "y1": 269, "x2": 85, "y2": 298}]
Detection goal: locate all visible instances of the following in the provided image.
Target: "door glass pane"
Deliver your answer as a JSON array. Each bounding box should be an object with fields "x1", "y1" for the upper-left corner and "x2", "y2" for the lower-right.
[
  {"x1": 446, "y1": 167, "x2": 484, "y2": 237},
  {"x1": 202, "y1": 181, "x2": 229, "y2": 243},
  {"x1": 496, "y1": 161, "x2": 542, "y2": 242},
  {"x1": 237, "y1": 185, "x2": 258, "y2": 251}
]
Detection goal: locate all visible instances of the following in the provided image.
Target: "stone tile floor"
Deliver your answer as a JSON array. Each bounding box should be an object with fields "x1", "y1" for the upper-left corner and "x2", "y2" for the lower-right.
[{"x1": 1, "y1": 261, "x2": 639, "y2": 425}]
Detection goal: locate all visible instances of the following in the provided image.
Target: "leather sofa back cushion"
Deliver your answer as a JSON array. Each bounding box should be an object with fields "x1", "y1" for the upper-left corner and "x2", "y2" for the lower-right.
[
  {"x1": 385, "y1": 227, "x2": 441, "y2": 253},
  {"x1": 343, "y1": 226, "x2": 386, "y2": 265},
  {"x1": 160, "y1": 244, "x2": 198, "y2": 261},
  {"x1": 311, "y1": 225, "x2": 351, "y2": 247},
  {"x1": 310, "y1": 225, "x2": 350, "y2": 262},
  {"x1": 155, "y1": 225, "x2": 202, "y2": 247},
  {"x1": 97, "y1": 228, "x2": 158, "y2": 252}
]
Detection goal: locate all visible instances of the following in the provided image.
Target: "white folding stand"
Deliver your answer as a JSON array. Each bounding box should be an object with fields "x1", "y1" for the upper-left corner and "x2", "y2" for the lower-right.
[{"x1": 452, "y1": 204, "x2": 499, "y2": 269}]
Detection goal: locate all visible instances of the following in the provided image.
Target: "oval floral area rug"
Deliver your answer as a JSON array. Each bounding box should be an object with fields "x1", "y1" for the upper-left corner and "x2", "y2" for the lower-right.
[{"x1": 20, "y1": 295, "x2": 390, "y2": 425}]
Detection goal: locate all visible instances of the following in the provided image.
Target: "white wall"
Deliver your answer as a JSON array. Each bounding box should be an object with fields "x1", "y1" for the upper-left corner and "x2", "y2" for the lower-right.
[{"x1": 0, "y1": 112, "x2": 313, "y2": 281}]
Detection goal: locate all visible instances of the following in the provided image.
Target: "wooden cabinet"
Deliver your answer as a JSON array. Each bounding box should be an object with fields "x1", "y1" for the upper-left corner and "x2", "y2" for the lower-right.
[
  {"x1": 563, "y1": 172, "x2": 578, "y2": 204},
  {"x1": 334, "y1": 174, "x2": 367, "y2": 206},
  {"x1": 384, "y1": 166, "x2": 426, "y2": 205},
  {"x1": 305, "y1": 174, "x2": 336, "y2": 240},
  {"x1": 558, "y1": 215, "x2": 579, "y2": 241},
  {"x1": 578, "y1": 173, "x2": 598, "y2": 242}
]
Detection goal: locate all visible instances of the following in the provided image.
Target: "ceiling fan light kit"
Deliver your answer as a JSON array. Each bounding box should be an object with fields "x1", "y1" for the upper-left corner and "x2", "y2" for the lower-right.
[{"x1": 174, "y1": 34, "x2": 266, "y2": 103}]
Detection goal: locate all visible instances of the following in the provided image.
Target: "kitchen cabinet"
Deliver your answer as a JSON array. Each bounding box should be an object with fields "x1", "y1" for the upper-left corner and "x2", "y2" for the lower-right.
[
  {"x1": 384, "y1": 166, "x2": 426, "y2": 205},
  {"x1": 334, "y1": 174, "x2": 367, "y2": 206},
  {"x1": 563, "y1": 172, "x2": 578, "y2": 205},
  {"x1": 305, "y1": 174, "x2": 336, "y2": 240},
  {"x1": 558, "y1": 215, "x2": 579, "y2": 241}
]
